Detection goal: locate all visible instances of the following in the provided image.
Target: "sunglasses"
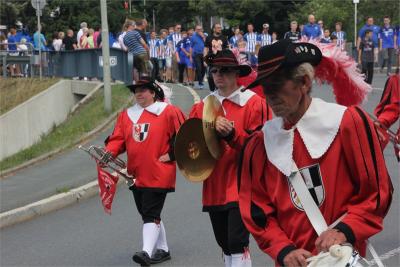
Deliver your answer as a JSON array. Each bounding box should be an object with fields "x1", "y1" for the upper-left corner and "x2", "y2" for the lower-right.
[{"x1": 210, "y1": 67, "x2": 236, "y2": 75}]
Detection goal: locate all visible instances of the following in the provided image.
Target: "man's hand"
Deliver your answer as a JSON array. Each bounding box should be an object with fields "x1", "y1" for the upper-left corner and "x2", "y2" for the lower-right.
[
  {"x1": 374, "y1": 121, "x2": 387, "y2": 143},
  {"x1": 315, "y1": 229, "x2": 347, "y2": 252},
  {"x1": 215, "y1": 116, "x2": 233, "y2": 137},
  {"x1": 159, "y1": 153, "x2": 170, "y2": 162},
  {"x1": 283, "y1": 249, "x2": 312, "y2": 267}
]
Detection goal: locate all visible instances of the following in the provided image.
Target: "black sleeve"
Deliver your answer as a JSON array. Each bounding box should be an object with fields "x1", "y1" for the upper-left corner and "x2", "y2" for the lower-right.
[
  {"x1": 205, "y1": 36, "x2": 211, "y2": 49},
  {"x1": 222, "y1": 36, "x2": 228, "y2": 48}
]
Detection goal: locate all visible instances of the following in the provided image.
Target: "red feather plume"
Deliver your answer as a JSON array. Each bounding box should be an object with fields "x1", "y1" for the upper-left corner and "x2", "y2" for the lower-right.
[{"x1": 308, "y1": 41, "x2": 372, "y2": 106}]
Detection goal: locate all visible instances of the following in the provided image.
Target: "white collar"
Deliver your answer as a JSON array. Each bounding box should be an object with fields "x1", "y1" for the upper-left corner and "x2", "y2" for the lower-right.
[
  {"x1": 262, "y1": 98, "x2": 347, "y2": 177},
  {"x1": 127, "y1": 102, "x2": 168, "y2": 124},
  {"x1": 204, "y1": 87, "x2": 255, "y2": 107}
]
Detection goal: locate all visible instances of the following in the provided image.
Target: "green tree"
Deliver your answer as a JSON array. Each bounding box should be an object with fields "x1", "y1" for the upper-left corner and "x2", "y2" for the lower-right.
[
  {"x1": 1, "y1": 0, "x2": 139, "y2": 41},
  {"x1": 289, "y1": 0, "x2": 400, "y2": 45}
]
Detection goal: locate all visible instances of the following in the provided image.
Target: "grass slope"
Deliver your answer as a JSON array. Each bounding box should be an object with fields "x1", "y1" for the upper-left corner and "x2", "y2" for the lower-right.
[
  {"x1": 0, "y1": 78, "x2": 60, "y2": 115},
  {"x1": 0, "y1": 84, "x2": 132, "y2": 172}
]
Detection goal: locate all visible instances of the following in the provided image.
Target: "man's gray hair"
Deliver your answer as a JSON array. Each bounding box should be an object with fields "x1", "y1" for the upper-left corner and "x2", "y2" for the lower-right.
[
  {"x1": 291, "y1": 62, "x2": 315, "y2": 82},
  {"x1": 80, "y1": 22, "x2": 87, "y2": 29}
]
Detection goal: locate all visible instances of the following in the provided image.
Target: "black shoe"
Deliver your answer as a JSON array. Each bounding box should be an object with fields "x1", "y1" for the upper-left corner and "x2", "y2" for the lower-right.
[
  {"x1": 150, "y1": 249, "x2": 171, "y2": 264},
  {"x1": 132, "y1": 251, "x2": 151, "y2": 266}
]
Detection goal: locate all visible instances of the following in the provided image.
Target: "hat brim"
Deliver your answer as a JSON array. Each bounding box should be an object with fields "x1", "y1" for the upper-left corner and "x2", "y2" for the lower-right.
[
  {"x1": 126, "y1": 81, "x2": 165, "y2": 100},
  {"x1": 246, "y1": 64, "x2": 281, "y2": 89},
  {"x1": 237, "y1": 65, "x2": 252, "y2": 77}
]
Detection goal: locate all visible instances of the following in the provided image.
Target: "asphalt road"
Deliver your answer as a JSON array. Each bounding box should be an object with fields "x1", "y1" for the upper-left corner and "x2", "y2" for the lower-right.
[{"x1": 1, "y1": 75, "x2": 399, "y2": 267}]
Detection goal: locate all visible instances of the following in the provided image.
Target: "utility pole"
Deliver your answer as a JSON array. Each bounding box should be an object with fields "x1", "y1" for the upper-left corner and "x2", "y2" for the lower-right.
[
  {"x1": 100, "y1": 0, "x2": 112, "y2": 112},
  {"x1": 152, "y1": 9, "x2": 155, "y2": 32},
  {"x1": 354, "y1": 0, "x2": 359, "y2": 48},
  {"x1": 37, "y1": 7, "x2": 42, "y2": 80},
  {"x1": 31, "y1": 0, "x2": 46, "y2": 80}
]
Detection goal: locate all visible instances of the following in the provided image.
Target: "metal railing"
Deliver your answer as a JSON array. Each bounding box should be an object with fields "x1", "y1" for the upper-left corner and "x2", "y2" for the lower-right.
[
  {"x1": 1, "y1": 46, "x2": 134, "y2": 84},
  {"x1": 0, "y1": 42, "x2": 35, "y2": 78}
]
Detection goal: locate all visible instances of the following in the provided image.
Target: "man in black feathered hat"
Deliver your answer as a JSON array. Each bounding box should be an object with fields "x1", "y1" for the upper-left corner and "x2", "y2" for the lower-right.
[{"x1": 238, "y1": 39, "x2": 392, "y2": 267}]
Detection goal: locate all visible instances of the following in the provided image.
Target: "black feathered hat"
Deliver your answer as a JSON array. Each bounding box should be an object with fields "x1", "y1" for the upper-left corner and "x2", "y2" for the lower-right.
[
  {"x1": 246, "y1": 39, "x2": 322, "y2": 89},
  {"x1": 205, "y1": 49, "x2": 252, "y2": 77},
  {"x1": 126, "y1": 77, "x2": 165, "y2": 101}
]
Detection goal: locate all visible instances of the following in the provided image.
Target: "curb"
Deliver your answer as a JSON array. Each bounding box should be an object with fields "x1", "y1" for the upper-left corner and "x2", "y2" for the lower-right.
[
  {"x1": 0, "y1": 84, "x2": 199, "y2": 229},
  {"x1": 0, "y1": 178, "x2": 125, "y2": 229},
  {"x1": 0, "y1": 181, "x2": 98, "y2": 229}
]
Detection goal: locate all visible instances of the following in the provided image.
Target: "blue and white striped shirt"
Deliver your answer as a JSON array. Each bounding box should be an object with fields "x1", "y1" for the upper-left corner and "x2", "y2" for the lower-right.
[
  {"x1": 148, "y1": 38, "x2": 159, "y2": 58},
  {"x1": 244, "y1": 32, "x2": 258, "y2": 53},
  {"x1": 229, "y1": 35, "x2": 239, "y2": 48},
  {"x1": 168, "y1": 33, "x2": 182, "y2": 53},
  {"x1": 259, "y1": 33, "x2": 272, "y2": 47},
  {"x1": 332, "y1": 31, "x2": 346, "y2": 49}
]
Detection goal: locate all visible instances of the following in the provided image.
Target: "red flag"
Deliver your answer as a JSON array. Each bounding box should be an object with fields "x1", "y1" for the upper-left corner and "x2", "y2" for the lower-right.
[{"x1": 96, "y1": 164, "x2": 119, "y2": 214}]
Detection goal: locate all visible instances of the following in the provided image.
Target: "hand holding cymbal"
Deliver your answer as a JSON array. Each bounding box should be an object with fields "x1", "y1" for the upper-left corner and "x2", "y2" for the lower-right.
[{"x1": 215, "y1": 116, "x2": 233, "y2": 137}]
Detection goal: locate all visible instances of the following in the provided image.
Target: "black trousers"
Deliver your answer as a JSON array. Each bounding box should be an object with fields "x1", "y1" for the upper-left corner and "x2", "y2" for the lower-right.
[
  {"x1": 209, "y1": 208, "x2": 250, "y2": 255},
  {"x1": 132, "y1": 188, "x2": 167, "y2": 223},
  {"x1": 207, "y1": 68, "x2": 216, "y2": 91},
  {"x1": 178, "y1": 63, "x2": 186, "y2": 83},
  {"x1": 362, "y1": 61, "x2": 374, "y2": 84},
  {"x1": 150, "y1": 57, "x2": 160, "y2": 81},
  {"x1": 381, "y1": 48, "x2": 394, "y2": 75},
  {"x1": 193, "y1": 53, "x2": 205, "y2": 85}
]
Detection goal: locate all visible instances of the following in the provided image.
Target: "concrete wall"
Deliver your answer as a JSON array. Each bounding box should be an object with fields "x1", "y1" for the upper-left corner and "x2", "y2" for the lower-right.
[{"x1": 0, "y1": 80, "x2": 99, "y2": 161}]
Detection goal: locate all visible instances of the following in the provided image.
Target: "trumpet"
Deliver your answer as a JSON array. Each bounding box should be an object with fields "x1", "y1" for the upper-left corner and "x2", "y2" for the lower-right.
[{"x1": 78, "y1": 145, "x2": 135, "y2": 189}]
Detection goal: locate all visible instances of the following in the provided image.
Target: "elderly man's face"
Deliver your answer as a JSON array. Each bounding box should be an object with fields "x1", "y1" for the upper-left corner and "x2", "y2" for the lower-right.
[
  {"x1": 309, "y1": 15, "x2": 315, "y2": 24},
  {"x1": 263, "y1": 78, "x2": 307, "y2": 119}
]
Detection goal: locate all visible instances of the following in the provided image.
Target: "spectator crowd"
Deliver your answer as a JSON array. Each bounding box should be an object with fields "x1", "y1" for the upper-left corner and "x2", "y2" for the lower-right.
[{"x1": 0, "y1": 14, "x2": 399, "y2": 84}]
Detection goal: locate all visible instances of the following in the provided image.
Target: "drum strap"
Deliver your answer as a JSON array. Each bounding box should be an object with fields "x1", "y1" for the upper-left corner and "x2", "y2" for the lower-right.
[{"x1": 289, "y1": 161, "x2": 384, "y2": 267}]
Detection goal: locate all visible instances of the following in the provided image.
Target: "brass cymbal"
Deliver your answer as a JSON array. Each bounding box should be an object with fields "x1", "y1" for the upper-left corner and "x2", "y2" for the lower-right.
[
  {"x1": 202, "y1": 95, "x2": 224, "y2": 159},
  {"x1": 175, "y1": 118, "x2": 216, "y2": 182}
]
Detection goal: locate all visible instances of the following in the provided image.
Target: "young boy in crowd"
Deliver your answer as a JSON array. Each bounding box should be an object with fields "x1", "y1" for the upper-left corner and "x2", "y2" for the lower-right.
[
  {"x1": 320, "y1": 29, "x2": 331, "y2": 43},
  {"x1": 359, "y1": 29, "x2": 375, "y2": 84}
]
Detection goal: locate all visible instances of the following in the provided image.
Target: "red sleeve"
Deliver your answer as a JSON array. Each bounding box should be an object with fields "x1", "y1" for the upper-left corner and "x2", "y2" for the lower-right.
[
  {"x1": 336, "y1": 107, "x2": 393, "y2": 244},
  {"x1": 105, "y1": 112, "x2": 126, "y2": 157},
  {"x1": 374, "y1": 75, "x2": 400, "y2": 128},
  {"x1": 238, "y1": 132, "x2": 296, "y2": 265},
  {"x1": 189, "y1": 102, "x2": 202, "y2": 119},
  {"x1": 169, "y1": 105, "x2": 187, "y2": 133},
  {"x1": 226, "y1": 97, "x2": 270, "y2": 150}
]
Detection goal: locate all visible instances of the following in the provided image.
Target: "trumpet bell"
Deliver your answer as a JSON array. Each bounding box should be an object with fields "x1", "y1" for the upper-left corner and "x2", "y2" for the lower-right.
[
  {"x1": 175, "y1": 118, "x2": 216, "y2": 182},
  {"x1": 203, "y1": 95, "x2": 224, "y2": 159}
]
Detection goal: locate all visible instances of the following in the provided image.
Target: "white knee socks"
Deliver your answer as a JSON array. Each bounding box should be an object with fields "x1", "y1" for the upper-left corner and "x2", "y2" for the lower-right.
[
  {"x1": 224, "y1": 254, "x2": 232, "y2": 267},
  {"x1": 142, "y1": 223, "x2": 161, "y2": 256},
  {"x1": 155, "y1": 221, "x2": 169, "y2": 252},
  {"x1": 231, "y1": 252, "x2": 252, "y2": 267}
]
